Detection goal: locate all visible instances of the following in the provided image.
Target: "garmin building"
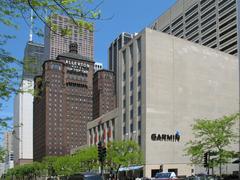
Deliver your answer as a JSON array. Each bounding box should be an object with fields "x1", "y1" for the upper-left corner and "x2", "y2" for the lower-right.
[{"x1": 87, "y1": 28, "x2": 239, "y2": 177}]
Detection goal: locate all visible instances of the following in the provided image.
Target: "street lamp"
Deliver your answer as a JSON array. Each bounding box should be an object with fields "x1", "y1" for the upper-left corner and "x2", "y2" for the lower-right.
[
  {"x1": 132, "y1": 130, "x2": 137, "y2": 141},
  {"x1": 125, "y1": 133, "x2": 129, "y2": 140}
]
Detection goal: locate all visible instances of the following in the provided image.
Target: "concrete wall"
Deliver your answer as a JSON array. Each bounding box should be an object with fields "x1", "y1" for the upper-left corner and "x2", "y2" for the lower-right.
[
  {"x1": 151, "y1": 0, "x2": 198, "y2": 29},
  {"x1": 13, "y1": 79, "x2": 34, "y2": 165},
  {"x1": 143, "y1": 28, "x2": 239, "y2": 177}
]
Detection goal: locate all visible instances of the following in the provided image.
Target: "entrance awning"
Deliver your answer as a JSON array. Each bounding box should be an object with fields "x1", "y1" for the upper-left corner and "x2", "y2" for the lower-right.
[{"x1": 119, "y1": 165, "x2": 143, "y2": 171}]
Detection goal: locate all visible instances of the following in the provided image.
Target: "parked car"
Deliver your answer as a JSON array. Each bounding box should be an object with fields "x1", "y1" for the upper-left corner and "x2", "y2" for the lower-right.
[
  {"x1": 154, "y1": 172, "x2": 178, "y2": 180},
  {"x1": 185, "y1": 174, "x2": 220, "y2": 180},
  {"x1": 68, "y1": 172, "x2": 102, "y2": 180}
]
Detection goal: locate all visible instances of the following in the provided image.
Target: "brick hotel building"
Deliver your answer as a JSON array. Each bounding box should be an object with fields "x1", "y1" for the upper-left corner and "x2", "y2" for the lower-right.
[
  {"x1": 33, "y1": 43, "x2": 94, "y2": 161},
  {"x1": 93, "y1": 70, "x2": 116, "y2": 119},
  {"x1": 33, "y1": 43, "x2": 116, "y2": 160}
]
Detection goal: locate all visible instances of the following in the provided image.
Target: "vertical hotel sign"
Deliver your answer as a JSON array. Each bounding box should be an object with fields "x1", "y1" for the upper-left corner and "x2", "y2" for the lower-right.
[{"x1": 237, "y1": 0, "x2": 240, "y2": 177}]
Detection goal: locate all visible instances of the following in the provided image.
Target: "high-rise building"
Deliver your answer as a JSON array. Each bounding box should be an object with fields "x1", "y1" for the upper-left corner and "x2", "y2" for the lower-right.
[
  {"x1": 23, "y1": 41, "x2": 45, "y2": 78},
  {"x1": 93, "y1": 70, "x2": 116, "y2": 119},
  {"x1": 150, "y1": 0, "x2": 237, "y2": 56},
  {"x1": 33, "y1": 43, "x2": 94, "y2": 161},
  {"x1": 88, "y1": 28, "x2": 239, "y2": 177},
  {"x1": 44, "y1": 14, "x2": 94, "y2": 60},
  {"x1": 13, "y1": 41, "x2": 44, "y2": 165},
  {"x1": 108, "y1": 33, "x2": 134, "y2": 107},
  {"x1": 3, "y1": 132, "x2": 14, "y2": 170},
  {"x1": 108, "y1": 32, "x2": 134, "y2": 73}
]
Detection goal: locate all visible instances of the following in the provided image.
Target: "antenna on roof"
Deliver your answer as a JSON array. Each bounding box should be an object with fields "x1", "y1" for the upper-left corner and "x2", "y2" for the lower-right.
[{"x1": 29, "y1": 9, "x2": 33, "y2": 42}]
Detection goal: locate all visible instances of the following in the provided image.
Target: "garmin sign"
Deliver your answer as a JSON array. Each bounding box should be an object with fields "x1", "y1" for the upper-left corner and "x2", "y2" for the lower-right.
[{"x1": 151, "y1": 131, "x2": 180, "y2": 142}]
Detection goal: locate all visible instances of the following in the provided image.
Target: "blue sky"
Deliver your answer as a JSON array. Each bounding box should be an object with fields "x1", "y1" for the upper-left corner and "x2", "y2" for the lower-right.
[{"x1": 1, "y1": 0, "x2": 176, "y2": 136}]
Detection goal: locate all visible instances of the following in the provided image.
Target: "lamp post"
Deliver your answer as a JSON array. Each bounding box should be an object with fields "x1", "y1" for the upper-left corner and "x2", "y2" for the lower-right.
[
  {"x1": 132, "y1": 130, "x2": 137, "y2": 141},
  {"x1": 125, "y1": 133, "x2": 129, "y2": 140}
]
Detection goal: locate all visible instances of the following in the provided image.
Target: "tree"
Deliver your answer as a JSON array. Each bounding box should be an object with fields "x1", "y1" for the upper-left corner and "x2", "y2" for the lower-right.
[
  {"x1": 185, "y1": 113, "x2": 239, "y2": 176},
  {"x1": 73, "y1": 146, "x2": 98, "y2": 172},
  {"x1": 39, "y1": 146, "x2": 99, "y2": 178},
  {"x1": 4, "y1": 162, "x2": 45, "y2": 180},
  {"x1": 106, "y1": 140, "x2": 143, "y2": 179},
  {"x1": 0, "y1": 0, "x2": 104, "y2": 114},
  {"x1": 0, "y1": 0, "x2": 107, "y2": 162}
]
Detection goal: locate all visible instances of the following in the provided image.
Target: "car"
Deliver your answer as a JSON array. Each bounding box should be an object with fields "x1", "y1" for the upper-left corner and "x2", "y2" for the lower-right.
[
  {"x1": 185, "y1": 174, "x2": 220, "y2": 180},
  {"x1": 154, "y1": 172, "x2": 178, "y2": 180},
  {"x1": 68, "y1": 172, "x2": 102, "y2": 180}
]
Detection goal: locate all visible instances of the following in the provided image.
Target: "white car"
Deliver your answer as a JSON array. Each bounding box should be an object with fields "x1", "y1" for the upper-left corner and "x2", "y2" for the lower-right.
[{"x1": 154, "y1": 172, "x2": 178, "y2": 180}]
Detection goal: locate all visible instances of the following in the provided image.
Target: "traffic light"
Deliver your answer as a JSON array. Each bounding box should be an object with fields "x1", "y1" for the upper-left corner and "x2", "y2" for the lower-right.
[
  {"x1": 102, "y1": 146, "x2": 107, "y2": 160},
  {"x1": 98, "y1": 141, "x2": 103, "y2": 162},
  {"x1": 203, "y1": 152, "x2": 208, "y2": 167},
  {"x1": 98, "y1": 141, "x2": 107, "y2": 163}
]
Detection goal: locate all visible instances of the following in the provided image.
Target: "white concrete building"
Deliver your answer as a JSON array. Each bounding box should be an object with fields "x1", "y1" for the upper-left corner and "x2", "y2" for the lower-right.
[
  {"x1": 13, "y1": 41, "x2": 44, "y2": 165},
  {"x1": 88, "y1": 28, "x2": 239, "y2": 177},
  {"x1": 87, "y1": 109, "x2": 118, "y2": 145},
  {"x1": 3, "y1": 132, "x2": 14, "y2": 171},
  {"x1": 13, "y1": 79, "x2": 34, "y2": 165}
]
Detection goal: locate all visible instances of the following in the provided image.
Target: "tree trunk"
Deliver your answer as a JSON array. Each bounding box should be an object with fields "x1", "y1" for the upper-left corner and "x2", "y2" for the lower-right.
[
  {"x1": 219, "y1": 162, "x2": 222, "y2": 177},
  {"x1": 219, "y1": 151, "x2": 222, "y2": 177},
  {"x1": 116, "y1": 165, "x2": 121, "y2": 180}
]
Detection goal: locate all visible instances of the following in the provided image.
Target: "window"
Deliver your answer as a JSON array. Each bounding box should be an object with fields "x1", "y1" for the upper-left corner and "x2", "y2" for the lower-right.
[
  {"x1": 138, "y1": 121, "x2": 141, "y2": 130},
  {"x1": 122, "y1": 50, "x2": 126, "y2": 65},
  {"x1": 51, "y1": 63, "x2": 61, "y2": 70},
  {"x1": 123, "y1": 72, "x2": 126, "y2": 81},
  {"x1": 130, "y1": 95, "x2": 133, "y2": 105},
  {"x1": 123, "y1": 86, "x2": 126, "y2": 94},
  {"x1": 138, "y1": 76, "x2": 141, "y2": 86},
  {"x1": 138, "y1": 135, "x2": 141, "y2": 145},
  {"x1": 123, "y1": 126, "x2": 126, "y2": 134},
  {"x1": 130, "y1": 44, "x2": 133, "y2": 60},
  {"x1": 138, "y1": 106, "x2": 141, "y2": 116},
  {"x1": 137, "y1": 37, "x2": 141, "y2": 60},
  {"x1": 130, "y1": 123, "x2": 133, "y2": 132},
  {"x1": 138, "y1": 61, "x2": 141, "y2": 71},
  {"x1": 130, "y1": 81, "x2": 133, "y2": 90},
  {"x1": 130, "y1": 67, "x2": 133, "y2": 76},
  {"x1": 130, "y1": 109, "x2": 133, "y2": 119},
  {"x1": 138, "y1": 91, "x2": 141, "y2": 101}
]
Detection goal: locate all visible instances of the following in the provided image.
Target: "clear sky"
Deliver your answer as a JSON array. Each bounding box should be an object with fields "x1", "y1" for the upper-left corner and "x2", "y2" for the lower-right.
[{"x1": 1, "y1": 0, "x2": 176, "y2": 136}]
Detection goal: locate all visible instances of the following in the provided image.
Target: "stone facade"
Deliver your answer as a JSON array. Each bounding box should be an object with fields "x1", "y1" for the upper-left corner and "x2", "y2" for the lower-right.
[{"x1": 117, "y1": 28, "x2": 238, "y2": 177}]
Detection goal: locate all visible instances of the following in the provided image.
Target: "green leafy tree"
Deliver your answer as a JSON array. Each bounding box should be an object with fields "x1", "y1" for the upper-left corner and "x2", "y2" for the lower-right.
[
  {"x1": 73, "y1": 146, "x2": 98, "y2": 172},
  {"x1": 106, "y1": 140, "x2": 143, "y2": 179},
  {"x1": 4, "y1": 162, "x2": 45, "y2": 179},
  {"x1": 0, "y1": 0, "x2": 105, "y2": 116},
  {"x1": 51, "y1": 155, "x2": 74, "y2": 177},
  {"x1": 39, "y1": 146, "x2": 98, "y2": 178},
  {"x1": 0, "y1": 0, "x2": 108, "y2": 162},
  {"x1": 185, "y1": 113, "x2": 239, "y2": 176}
]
